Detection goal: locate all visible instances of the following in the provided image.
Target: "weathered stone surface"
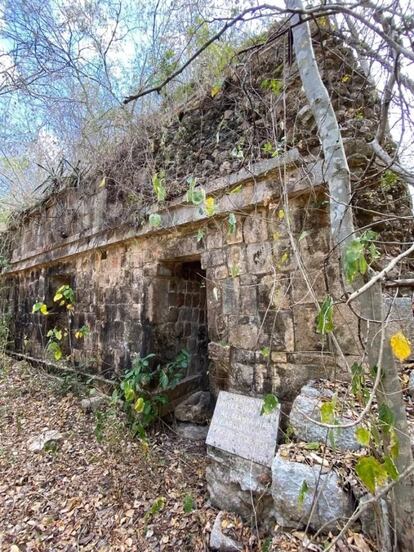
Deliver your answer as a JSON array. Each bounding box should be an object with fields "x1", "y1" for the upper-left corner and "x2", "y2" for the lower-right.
[
  {"x1": 176, "y1": 422, "x2": 209, "y2": 441},
  {"x1": 271, "y1": 452, "x2": 354, "y2": 532},
  {"x1": 359, "y1": 494, "x2": 389, "y2": 544},
  {"x1": 208, "y1": 341, "x2": 231, "y2": 396},
  {"x1": 229, "y1": 323, "x2": 259, "y2": 350},
  {"x1": 210, "y1": 512, "x2": 243, "y2": 552},
  {"x1": 409, "y1": 370, "x2": 414, "y2": 398},
  {"x1": 289, "y1": 382, "x2": 360, "y2": 451},
  {"x1": 174, "y1": 391, "x2": 211, "y2": 424},
  {"x1": 246, "y1": 242, "x2": 273, "y2": 275},
  {"x1": 243, "y1": 211, "x2": 268, "y2": 244},
  {"x1": 206, "y1": 447, "x2": 274, "y2": 524},
  {"x1": 229, "y1": 362, "x2": 254, "y2": 392},
  {"x1": 28, "y1": 430, "x2": 63, "y2": 452},
  {"x1": 80, "y1": 396, "x2": 106, "y2": 413},
  {"x1": 292, "y1": 304, "x2": 323, "y2": 352},
  {"x1": 206, "y1": 391, "x2": 280, "y2": 467}
]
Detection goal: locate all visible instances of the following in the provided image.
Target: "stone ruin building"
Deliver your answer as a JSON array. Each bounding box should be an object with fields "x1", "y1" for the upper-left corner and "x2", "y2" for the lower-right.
[{"x1": 1, "y1": 24, "x2": 413, "y2": 537}]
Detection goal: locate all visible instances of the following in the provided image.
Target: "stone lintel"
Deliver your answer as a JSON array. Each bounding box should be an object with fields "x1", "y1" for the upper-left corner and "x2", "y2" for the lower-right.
[{"x1": 5, "y1": 153, "x2": 324, "y2": 274}]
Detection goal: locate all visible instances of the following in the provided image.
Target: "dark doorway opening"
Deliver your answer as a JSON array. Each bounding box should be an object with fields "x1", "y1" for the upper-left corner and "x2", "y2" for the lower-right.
[{"x1": 153, "y1": 258, "x2": 208, "y2": 387}]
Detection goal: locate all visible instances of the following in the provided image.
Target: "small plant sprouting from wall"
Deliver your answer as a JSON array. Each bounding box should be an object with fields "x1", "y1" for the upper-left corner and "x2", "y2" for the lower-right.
[
  {"x1": 116, "y1": 349, "x2": 189, "y2": 438},
  {"x1": 32, "y1": 284, "x2": 89, "y2": 362}
]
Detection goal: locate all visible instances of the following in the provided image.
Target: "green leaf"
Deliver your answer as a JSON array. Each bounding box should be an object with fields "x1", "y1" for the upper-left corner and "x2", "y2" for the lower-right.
[
  {"x1": 320, "y1": 400, "x2": 336, "y2": 425},
  {"x1": 152, "y1": 171, "x2": 167, "y2": 202},
  {"x1": 351, "y1": 362, "x2": 364, "y2": 399},
  {"x1": 316, "y1": 296, "x2": 334, "y2": 334},
  {"x1": 231, "y1": 146, "x2": 244, "y2": 160},
  {"x1": 229, "y1": 184, "x2": 242, "y2": 194},
  {"x1": 344, "y1": 231, "x2": 380, "y2": 283},
  {"x1": 390, "y1": 428, "x2": 399, "y2": 460},
  {"x1": 358, "y1": 254, "x2": 368, "y2": 275},
  {"x1": 124, "y1": 384, "x2": 135, "y2": 403},
  {"x1": 159, "y1": 370, "x2": 169, "y2": 390},
  {"x1": 304, "y1": 442, "x2": 320, "y2": 450},
  {"x1": 355, "y1": 456, "x2": 388, "y2": 494},
  {"x1": 183, "y1": 494, "x2": 195, "y2": 513},
  {"x1": 196, "y1": 229, "x2": 205, "y2": 243},
  {"x1": 261, "y1": 78, "x2": 283, "y2": 95},
  {"x1": 47, "y1": 341, "x2": 62, "y2": 361},
  {"x1": 227, "y1": 213, "x2": 237, "y2": 234},
  {"x1": 149, "y1": 213, "x2": 162, "y2": 227},
  {"x1": 261, "y1": 394, "x2": 279, "y2": 415},
  {"x1": 298, "y1": 230, "x2": 310, "y2": 242},
  {"x1": 260, "y1": 347, "x2": 270, "y2": 359},
  {"x1": 32, "y1": 301, "x2": 48, "y2": 315},
  {"x1": 298, "y1": 480, "x2": 309, "y2": 507},
  {"x1": 379, "y1": 404, "x2": 395, "y2": 433},
  {"x1": 355, "y1": 427, "x2": 371, "y2": 447},
  {"x1": 145, "y1": 496, "x2": 166, "y2": 520},
  {"x1": 186, "y1": 177, "x2": 206, "y2": 206},
  {"x1": 230, "y1": 264, "x2": 240, "y2": 278},
  {"x1": 383, "y1": 455, "x2": 399, "y2": 480},
  {"x1": 344, "y1": 239, "x2": 365, "y2": 282}
]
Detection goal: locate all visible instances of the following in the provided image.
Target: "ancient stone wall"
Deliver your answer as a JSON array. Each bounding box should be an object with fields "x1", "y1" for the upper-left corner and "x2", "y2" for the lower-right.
[
  {"x1": 2, "y1": 26, "x2": 412, "y2": 401},
  {"x1": 1, "y1": 153, "x2": 362, "y2": 401}
]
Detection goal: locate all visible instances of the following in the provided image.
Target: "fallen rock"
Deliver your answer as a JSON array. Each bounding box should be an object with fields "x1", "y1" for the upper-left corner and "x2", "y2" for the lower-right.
[
  {"x1": 175, "y1": 390, "x2": 211, "y2": 424},
  {"x1": 176, "y1": 422, "x2": 208, "y2": 441},
  {"x1": 289, "y1": 382, "x2": 360, "y2": 451},
  {"x1": 81, "y1": 395, "x2": 107, "y2": 413},
  {"x1": 210, "y1": 512, "x2": 243, "y2": 552},
  {"x1": 28, "y1": 430, "x2": 63, "y2": 452},
  {"x1": 206, "y1": 446, "x2": 275, "y2": 527},
  {"x1": 271, "y1": 451, "x2": 354, "y2": 533},
  {"x1": 359, "y1": 494, "x2": 390, "y2": 546}
]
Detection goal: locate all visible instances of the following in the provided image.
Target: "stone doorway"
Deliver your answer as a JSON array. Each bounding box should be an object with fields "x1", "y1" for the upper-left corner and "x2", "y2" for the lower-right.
[{"x1": 151, "y1": 258, "x2": 208, "y2": 387}]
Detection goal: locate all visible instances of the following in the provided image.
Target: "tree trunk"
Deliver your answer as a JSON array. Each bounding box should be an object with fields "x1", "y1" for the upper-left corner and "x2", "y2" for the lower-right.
[{"x1": 285, "y1": 1, "x2": 414, "y2": 549}]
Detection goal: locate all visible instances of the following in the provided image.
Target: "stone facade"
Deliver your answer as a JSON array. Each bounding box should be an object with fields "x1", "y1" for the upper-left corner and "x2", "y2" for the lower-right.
[
  {"x1": 2, "y1": 28, "x2": 412, "y2": 401},
  {"x1": 1, "y1": 152, "x2": 362, "y2": 400}
]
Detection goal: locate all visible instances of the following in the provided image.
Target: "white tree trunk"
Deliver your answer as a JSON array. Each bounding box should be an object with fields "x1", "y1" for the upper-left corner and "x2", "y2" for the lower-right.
[{"x1": 285, "y1": 1, "x2": 414, "y2": 549}]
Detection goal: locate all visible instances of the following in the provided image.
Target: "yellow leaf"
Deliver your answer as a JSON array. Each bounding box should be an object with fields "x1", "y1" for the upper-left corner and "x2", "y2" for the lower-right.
[
  {"x1": 211, "y1": 84, "x2": 221, "y2": 98},
  {"x1": 75, "y1": 331, "x2": 81, "y2": 339},
  {"x1": 40, "y1": 304, "x2": 48, "y2": 315},
  {"x1": 278, "y1": 209, "x2": 285, "y2": 220},
  {"x1": 99, "y1": 176, "x2": 106, "y2": 188},
  {"x1": 204, "y1": 196, "x2": 216, "y2": 217},
  {"x1": 390, "y1": 331, "x2": 411, "y2": 361},
  {"x1": 280, "y1": 251, "x2": 289, "y2": 265},
  {"x1": 134, "y1": 397, "x2": 145, "y2": 413},
  {"x1": 66, "y1": 304, "x2": 74, "y2": 311}
]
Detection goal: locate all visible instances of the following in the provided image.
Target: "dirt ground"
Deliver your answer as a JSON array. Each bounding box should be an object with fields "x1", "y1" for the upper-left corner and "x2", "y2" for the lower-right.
[{"x1": 0, "y1": 357, "x2": 373, "y2": 552}]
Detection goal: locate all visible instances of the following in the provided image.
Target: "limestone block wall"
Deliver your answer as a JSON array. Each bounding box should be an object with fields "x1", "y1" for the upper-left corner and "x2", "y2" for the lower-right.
[{"x1": 2, "y1": 156, "x2": 361, "y2": 401}]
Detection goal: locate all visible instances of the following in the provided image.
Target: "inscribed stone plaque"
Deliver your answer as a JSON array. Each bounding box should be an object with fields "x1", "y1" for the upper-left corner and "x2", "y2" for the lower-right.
[{"x1": 206, "y1": 391, "x2": 280, "y2": 467}]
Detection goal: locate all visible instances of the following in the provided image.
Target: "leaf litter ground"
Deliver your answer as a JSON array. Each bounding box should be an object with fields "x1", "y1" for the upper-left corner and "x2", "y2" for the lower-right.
[{"x1": 0, "y1": 357, "x2": 378, "y2": 551}]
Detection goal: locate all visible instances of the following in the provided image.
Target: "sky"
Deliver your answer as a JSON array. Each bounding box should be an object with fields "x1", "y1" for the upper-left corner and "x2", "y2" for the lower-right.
[{"x1": 0, "y1": 0, "x2": 413, "y2": 204}]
